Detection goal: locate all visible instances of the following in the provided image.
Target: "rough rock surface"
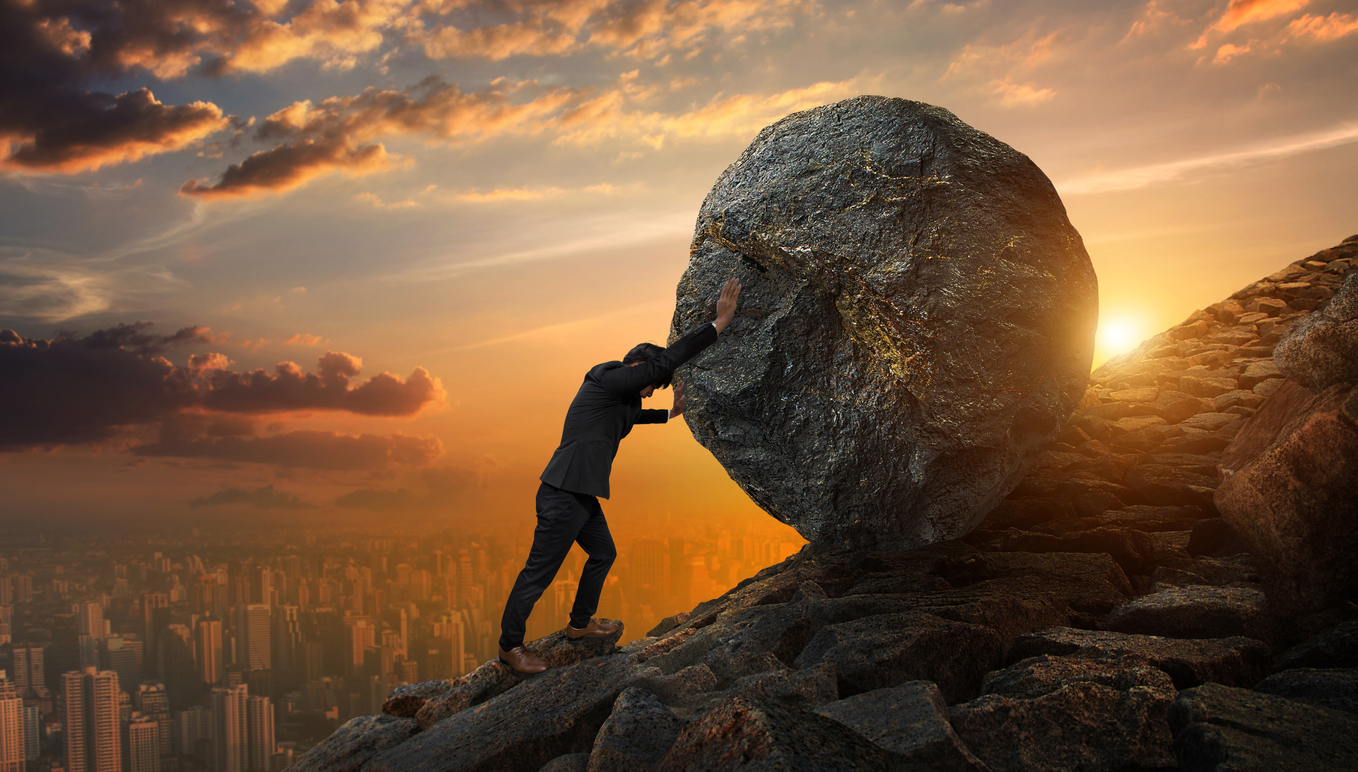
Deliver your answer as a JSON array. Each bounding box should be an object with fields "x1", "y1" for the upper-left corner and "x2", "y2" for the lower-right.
[
  {"x1": 653, "y1": 696, "x2": 929, "y2": 772},
  {"x1": 1170, "y1": 682, "x2": 1358, "y2": 771},
  {"x1": 670, "y1": 95, "x2": 1098, "y2": 551},
  {"x1": 1252, "y1": 668, "x2": 1358, "y2": 715},
  {"x1": 292, "y1": 237, "x2": 1358, "y2": 772},
  {"x1": 285, "y1": 715, "x2": 417, "y2": 772},
  {"x1": 586, "y1": 687, "x2": 686, "y2": 771},
  {"x1": 1103, "y1": 586, "x2": 1272, "y2": 642},
  {"x1": 814, "y1": 681, "x2": 989, "y2": 772},
  {"x1": 950, "y1": 681, "x2": 1175, "y2": 772},
  {"x1": 1273, "y1": 267, "x2": 1358, "y2": 390},
  {"x1": 1214, "y1": 378, "x2": 1358, "y2": 620}
]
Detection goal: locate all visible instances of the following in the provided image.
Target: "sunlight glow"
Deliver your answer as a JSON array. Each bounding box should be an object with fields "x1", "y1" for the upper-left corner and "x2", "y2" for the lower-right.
[{"x1": 1096, "y1": 315, "x2": 1149, "y2": 363}]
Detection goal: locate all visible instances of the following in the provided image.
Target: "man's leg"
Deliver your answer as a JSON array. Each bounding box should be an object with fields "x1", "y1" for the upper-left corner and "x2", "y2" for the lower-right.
[
  {"x1": 499, "y1": 483, "x2": 585, "y2": 652},
  {"x1": 568, "y1": 495, "x2": 618, "y2": 630}
]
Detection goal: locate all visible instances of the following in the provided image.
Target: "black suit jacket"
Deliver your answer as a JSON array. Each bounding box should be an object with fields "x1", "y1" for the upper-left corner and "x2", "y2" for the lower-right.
[{"x1": 539, "y1": 323, "x2": 719, "y2": 499}]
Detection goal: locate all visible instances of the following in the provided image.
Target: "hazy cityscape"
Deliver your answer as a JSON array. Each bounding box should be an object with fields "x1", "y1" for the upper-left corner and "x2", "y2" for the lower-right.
[{"x1": 0, "y1": 515, "x2": 804, "y2": 772}]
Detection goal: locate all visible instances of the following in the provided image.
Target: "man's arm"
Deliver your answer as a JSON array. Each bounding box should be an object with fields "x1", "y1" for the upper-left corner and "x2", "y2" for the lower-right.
[{"x1": 597, "y1": 277, "x2": 741, "y2": 398}]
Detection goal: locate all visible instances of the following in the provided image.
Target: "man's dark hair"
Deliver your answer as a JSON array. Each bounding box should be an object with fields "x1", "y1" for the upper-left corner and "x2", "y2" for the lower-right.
[{"x1": 622, "y1": 342, "x2": 671, "y2": 388}]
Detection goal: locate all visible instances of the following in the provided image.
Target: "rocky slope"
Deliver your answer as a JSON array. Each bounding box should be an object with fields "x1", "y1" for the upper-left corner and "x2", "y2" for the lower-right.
[{"x1": 289, "y1": 236, "x2": 1358, "y2": 772}]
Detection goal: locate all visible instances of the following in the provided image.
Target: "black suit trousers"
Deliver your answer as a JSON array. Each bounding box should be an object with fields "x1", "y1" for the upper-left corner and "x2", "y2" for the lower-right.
[{"x1": 498, "y1": 481, "x2": 617, "y2": 650}]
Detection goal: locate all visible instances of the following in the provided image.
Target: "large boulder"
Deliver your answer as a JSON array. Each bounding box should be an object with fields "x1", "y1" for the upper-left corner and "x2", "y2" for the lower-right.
[
  {"x1": 1214, "y1": 378, "x2": 1358, "y2": 620},
  {"x1": 1274, "y1": 271, "x2": 1358, "y2": 390},
  {"x1": 671, "y1": 95, "x2": 1098, "y2": 551}
]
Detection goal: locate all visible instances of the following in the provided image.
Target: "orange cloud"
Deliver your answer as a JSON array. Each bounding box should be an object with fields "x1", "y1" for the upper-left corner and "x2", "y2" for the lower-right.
[
  {"x1": 1192, "y1": 0, "x2": 1312, "y2": 48},
  {"x1": 993, "y1": 80, "x2": 1056, "y2": 107},
  {"x1": 410, "y1": 0, "x2": 815, "y2": 61},
  {"x1": 943, "y1": 28, "x2": 1065, "y2": 106},
  {"x1": 1210, "y1": 0, "x2": 1311, "y2": 35},
  {"x1": 183, "y1": 78, "x2": 582, "y2": 197},
  {"x1": 554, "y1": 78, "x2": 861, "y2": 147},
  {"x1": 286, "y1": 333, "x2": 327, "y2": 346},
  {"x1": 1286, "y1": 11, "x2": 1358, "y2": 41},
  {"x1": 453, "y1": 182, "x2": 626, "y2": 202}
]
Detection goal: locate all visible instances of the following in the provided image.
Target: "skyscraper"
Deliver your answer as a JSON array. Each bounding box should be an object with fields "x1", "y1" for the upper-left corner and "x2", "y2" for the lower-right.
[
  {"x1": 209, "y1": 685, "x2": 247, "y2": 772},
  {"x1": 77, "y1": 603, "x2": 106, "y2": 641},
  {"x1": 100, "y1": 637, "x2": 144, "y2": 698},
  {"x1": 8, "y1": 643, "x2": 49, "y2": 710},
  {"x1": 271, "y1": 607, "x2": 300, "y2": 676},
  {"x1": 195, "y1": 619, "x2": 223, "y2": 687},
  {"x1": 11, "y1": 578, "x2": 30, "y2": 606},
  {"x1": 343, "y1": 620, "x2": 374, "y2": 677},
  {"x1": 244, "y1": 697, "x2": 273, "y2": 772},
  {"x1": 156, "y1": 626, "x2": 196, "y2": 710},
  {"x1": 63, "y1": 667, "x2": 121, "y2": 772},
  {"x1": 1, "y1": 671, "x2": 23, "y2": 772},
  {"x1": 122, "y1": 715, "x2": 159, "y2": 772},
  {"x1": 171, "y1": 706, "x2": 212, "y2": 761},
  {"x1": 235, "y1": 607, "x2": 271, "y2": 671},
  {"x1": 136, "y1": 684, "x2": 172, "y2": 759}
]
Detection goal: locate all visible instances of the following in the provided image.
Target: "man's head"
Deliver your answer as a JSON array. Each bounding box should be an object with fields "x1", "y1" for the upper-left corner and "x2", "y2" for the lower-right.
[{"x1": 624, "y1": 342, "x2": 670, "y2": 398}]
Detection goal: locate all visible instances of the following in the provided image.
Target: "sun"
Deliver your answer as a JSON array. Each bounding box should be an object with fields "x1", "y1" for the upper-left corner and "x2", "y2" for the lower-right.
[{"x1": 1095, "y1": 315, "x2": 1148, "y2": 363}]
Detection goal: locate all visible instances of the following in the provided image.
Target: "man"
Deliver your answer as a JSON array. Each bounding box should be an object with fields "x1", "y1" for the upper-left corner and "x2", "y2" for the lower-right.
[{"x1": 497, "y1": 277, "x2": 742, "y2": 673}]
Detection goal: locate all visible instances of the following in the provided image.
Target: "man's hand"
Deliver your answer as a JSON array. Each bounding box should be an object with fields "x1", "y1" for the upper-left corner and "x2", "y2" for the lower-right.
[
  {"x1": 713, "y1": 277, "x2": 742, "y2": 334},
  {"x1": 668, "y1": 381, "x2": 686, "y2": 420}
]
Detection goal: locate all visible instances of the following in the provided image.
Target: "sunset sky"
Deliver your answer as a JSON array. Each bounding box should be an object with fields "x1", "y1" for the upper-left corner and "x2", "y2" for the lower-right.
[{"x1": 1, "y1": 0, "x2": 1356, "y2": 534}]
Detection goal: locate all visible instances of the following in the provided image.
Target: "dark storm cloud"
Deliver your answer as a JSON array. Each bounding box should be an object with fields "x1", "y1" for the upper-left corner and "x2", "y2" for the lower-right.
[
  {"x1": 199, "y1": 350, "x2": 444, "y2": 416},
  {"x1": 0, "y1": 323, "x2": 445, "y2": 455},
  {"x1": 0, "y1": 0, "x2": 228, "y2": 173},
  {"x1": 190, "y1": 483, "x2": 315, "y2": 509}
]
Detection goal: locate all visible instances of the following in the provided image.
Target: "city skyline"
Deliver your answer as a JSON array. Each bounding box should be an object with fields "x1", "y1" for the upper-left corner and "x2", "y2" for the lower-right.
[{"x1": 0, "y1": 514, "x2": 802, "y2": 769}]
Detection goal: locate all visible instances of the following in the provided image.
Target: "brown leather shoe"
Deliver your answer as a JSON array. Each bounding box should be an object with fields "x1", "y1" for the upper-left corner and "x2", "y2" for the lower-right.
[
  {"x1": 497, "y1": 646, "x2": 547, "y2": 674},
  {"x1": 565, "y1": 618, "x2": 619, "y2": 640}
]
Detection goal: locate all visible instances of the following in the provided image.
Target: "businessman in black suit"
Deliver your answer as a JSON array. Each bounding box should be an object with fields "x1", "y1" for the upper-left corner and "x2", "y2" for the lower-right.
[{"x1": 497, "y1": 277, "x2": 742, "y2": 673}]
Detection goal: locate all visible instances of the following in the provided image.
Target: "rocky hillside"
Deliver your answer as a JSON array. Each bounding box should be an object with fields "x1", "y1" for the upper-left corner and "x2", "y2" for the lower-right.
[{"x1": 287, "y1": 236, "x2": 1358, "y2": 772}]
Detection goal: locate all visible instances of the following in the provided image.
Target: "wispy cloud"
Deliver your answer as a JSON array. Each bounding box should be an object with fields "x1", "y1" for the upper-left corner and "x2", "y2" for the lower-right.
[
  {"x1": 451, "y1": 300, "x2": 671, "y2": 352},
  {"x1": 1056, "y1": 122, "x2": 1358, "y2": 195},
  {"x1": 452, "y1": 182, "x2": 632, "y2": 202}
]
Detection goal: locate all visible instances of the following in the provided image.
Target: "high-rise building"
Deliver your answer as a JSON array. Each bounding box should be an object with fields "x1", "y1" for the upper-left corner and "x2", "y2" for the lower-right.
[
  {"x1": 78, "y1": 635, "x2": 100, "y2": 671},
  {"x1": 100, "y1": 638, "x2": 144, "y2": 698},
  {"x1": 63, "y1": 667, "x2": 121, "y2": 772},
  {"x1": 456, "y1": 552, "x2": 472, "y2": 607},
  {"x1": 1, "y1": 671, "x2": 23, "y2": 772},
  {"x1": 11, "y1": 579, "x2": 30, "y2": 606},
  {"x1": 251, "y1": 570, "x2": 271, "y2": 608},
  {"x1": 19, "y1": 706, "x2": 37, "y2": 769},
  {"x1": 122, "y1": 715, "x2": 159, "y2": 772},
  {"x1": 270, "y1": 608, "x2": 299, "y2": 676},
  {"x1": 195, "y1": 619, "x2": 223, "y2": 687},
  {"x1": 155, "y1": 626, "x2": 196, "y2": 711},
  {"x1": 235, "y1": 607, "x2": 271, "y2": 672},
  {"x1": 244, "y1": 698, "x2": 273, "y2": 772},
  {"x1": 135, "y1": 685, "x2": 172, "y2": 759},
  {"x1": 0, "y1": 578, "x2": 10, "y2": 608},
  {"x1": 343, "y1": 620, "x2": 374, "y2": 677},
  {"x1": 77, "y1": 603, "x2": 105, "y2": 641},
  {"x1": 208, "y1": 685, "x2": 247, "y2": 772},
  {"x1": 171, "y1": 705, "x2": 212, "y2": 761},
  {"x1": 8, "y1": 643, "x2": 49, "y2": 708}
]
